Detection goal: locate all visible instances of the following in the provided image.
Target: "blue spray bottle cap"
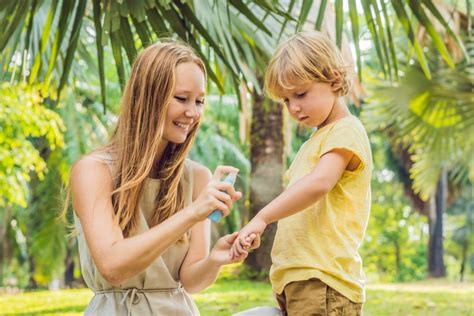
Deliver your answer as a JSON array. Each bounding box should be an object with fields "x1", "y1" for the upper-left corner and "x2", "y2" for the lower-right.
[{"x1": 208, "y1": 171, "x2": 238, "y2": 222}]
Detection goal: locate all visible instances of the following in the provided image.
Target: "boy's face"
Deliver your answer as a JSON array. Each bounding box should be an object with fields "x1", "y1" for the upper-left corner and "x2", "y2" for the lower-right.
[{"x1": 281, "y1": 82, "x2": 338, "y2": 129}]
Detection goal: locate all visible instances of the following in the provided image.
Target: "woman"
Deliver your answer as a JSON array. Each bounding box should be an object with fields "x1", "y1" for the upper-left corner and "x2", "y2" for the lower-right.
[{"x1": 69, "y1": 40, "x2": 257, "y2": 315}]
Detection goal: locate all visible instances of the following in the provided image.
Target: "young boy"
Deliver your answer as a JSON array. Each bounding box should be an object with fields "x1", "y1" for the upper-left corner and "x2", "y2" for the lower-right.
[{"x1": 231, "y1": 31, "x2": 372, "y2": 315}]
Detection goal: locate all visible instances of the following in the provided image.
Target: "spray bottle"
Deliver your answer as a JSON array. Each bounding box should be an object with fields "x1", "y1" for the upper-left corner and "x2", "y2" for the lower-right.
[{"x1": 208, "y1": 171, "x2": 238, "y2": 222}]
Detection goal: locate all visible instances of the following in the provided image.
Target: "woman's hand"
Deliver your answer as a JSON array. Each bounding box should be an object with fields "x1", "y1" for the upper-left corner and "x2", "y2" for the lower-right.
[
  {"x1": 187, "y1": 166, "x2": 242, "y2": 222},
  {"x1": 209, "y1": 232, "x2": 257, "y2": 265},
  {"x1": 230, "y1": 217, "x2": 266, "y2": 259}
]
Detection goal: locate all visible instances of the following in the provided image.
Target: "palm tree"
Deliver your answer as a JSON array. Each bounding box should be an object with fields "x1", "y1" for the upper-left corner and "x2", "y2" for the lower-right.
[
  {"x1": 1, "y1": 0, "x2": 468, "y2": 279},
  {"x1": 362, "y1": 3, "x2": 473, "y2": 276},
  {"x1": 1, "y1": 0, "x2": 464, "y2": 95},
  {"x1": 447, "y1": 185, "x2": 473, "y2": 282}
]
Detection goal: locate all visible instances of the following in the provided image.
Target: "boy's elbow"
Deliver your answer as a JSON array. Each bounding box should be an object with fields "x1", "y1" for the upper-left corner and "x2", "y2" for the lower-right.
[
  {"x1": 320, "y1": 183, "x2": 333, "y2": 195},
  {"x1": 311, "y1": 177, "x2": 334, "y2": 196}
]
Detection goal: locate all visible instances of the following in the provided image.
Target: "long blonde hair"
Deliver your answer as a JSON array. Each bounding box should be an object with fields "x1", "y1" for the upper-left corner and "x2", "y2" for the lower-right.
[{"x1": 66, "y1": 41, "x2": 206, "y2": 239}]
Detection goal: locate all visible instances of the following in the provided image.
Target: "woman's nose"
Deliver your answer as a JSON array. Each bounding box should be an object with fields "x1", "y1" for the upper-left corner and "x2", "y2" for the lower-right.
[{"x1": 185, "y1": 104, "x2": 201, "y2": 118}]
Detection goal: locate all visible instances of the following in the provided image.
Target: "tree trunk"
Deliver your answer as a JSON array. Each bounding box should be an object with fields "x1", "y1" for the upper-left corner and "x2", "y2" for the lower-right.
[
  {"x1": 64, "y1": 245, "x2": 75, "y2": 287},
  {"x1": 394, "y1": 239, "x2": 401, "y2": 276},
  {"x1": 27, "y1": 256, "x2": 37, "y2": 289},
  {"x1": 459, "y1": 241, "x2": 467, "y2": 282},
  {"x1": 244, "y1": 90, "x2": 285, "y2": 276},
  {"x1": 428, "y1": 171, "x2": 447, "y2": 278},
  {"x1": 0, "y1": 207, "x2": 12, "y2": 286}
]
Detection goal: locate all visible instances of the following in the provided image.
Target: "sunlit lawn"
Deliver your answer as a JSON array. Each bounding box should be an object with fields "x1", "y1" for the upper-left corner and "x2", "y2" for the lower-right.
[{"x1": 1, "y1": 279, "x2": 472, "y2": 315}]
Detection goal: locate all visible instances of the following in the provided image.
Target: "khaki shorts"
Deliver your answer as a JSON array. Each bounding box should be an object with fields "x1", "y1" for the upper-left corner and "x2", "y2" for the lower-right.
[{"x1": 276, "y1": 278, "x2": 363, "y2": 316}]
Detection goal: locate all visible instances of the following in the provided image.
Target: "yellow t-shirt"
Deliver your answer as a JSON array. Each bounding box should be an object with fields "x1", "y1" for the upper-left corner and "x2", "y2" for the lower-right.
[{"x1": 270, "y1": 115, "x2": 372, "y2": 303}]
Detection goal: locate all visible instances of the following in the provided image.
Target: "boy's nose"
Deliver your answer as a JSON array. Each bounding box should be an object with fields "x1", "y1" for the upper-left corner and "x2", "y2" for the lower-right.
[{"x1": 289, "y1": 102, "x2": 301, "y2": 114}]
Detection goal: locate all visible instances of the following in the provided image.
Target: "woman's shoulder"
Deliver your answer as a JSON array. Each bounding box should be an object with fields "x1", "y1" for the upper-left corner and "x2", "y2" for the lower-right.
[
  {"x1": 71, "y1": 154, "x2": 114, "y2": 188},
  {"x1": 186, "y1": 160, "x2": 212, "y2": 197},
  {"x1": 186, "y1": 159, "x2": 212, "y2": 178}
]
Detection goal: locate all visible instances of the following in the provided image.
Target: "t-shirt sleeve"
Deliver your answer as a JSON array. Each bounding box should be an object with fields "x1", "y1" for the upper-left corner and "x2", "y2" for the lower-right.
[{"x1": 319, "y1": 122, "x2": 368, "y2": 172}]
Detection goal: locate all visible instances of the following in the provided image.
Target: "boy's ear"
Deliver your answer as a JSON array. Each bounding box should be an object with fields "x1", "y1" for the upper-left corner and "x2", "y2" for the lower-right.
[
  {"x1": 330, "y1": 70, "x2": 343, "y2": 92},
  {"x1": 330, "y1": 81, "x2": 342, "y2": 92}
]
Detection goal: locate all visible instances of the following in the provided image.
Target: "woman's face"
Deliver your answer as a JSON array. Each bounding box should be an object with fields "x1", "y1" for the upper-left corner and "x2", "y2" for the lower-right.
[{"x1": 162, "y1": 62, "x2": 206, "y2": 144}]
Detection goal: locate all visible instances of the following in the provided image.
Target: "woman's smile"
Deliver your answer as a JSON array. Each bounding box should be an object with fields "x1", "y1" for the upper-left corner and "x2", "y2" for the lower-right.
[{"x1": 173, "y1": 121, "x2": 192, "y2": 132}]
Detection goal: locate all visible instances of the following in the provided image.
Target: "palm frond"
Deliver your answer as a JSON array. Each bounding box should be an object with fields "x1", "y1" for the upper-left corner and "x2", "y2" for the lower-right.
[{"x1": 363, "y1": 57, "x2": 474, "y2": 199}]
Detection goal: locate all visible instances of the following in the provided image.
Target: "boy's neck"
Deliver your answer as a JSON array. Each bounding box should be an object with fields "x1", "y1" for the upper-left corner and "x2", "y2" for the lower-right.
[{"x1": 317, "y1": 97, "x2": 351, "y2": 129}]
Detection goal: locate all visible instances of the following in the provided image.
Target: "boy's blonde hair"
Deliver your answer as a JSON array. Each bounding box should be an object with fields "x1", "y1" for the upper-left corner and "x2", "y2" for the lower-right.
[{"x1": 265, "y1": 31, "x2": 352, "y2": 100}]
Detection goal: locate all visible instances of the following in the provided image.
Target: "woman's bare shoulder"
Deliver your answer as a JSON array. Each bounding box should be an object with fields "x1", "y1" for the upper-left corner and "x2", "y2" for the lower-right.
[
  {"x1": 187, "y1": 160, "x2": 212, "y2": 199},
  {"x1": 187, "y1": 159, "x2": 212, "y2": 179},
  {"x1": 70, "y1": 155, "x2": 114, "y2": 199}
]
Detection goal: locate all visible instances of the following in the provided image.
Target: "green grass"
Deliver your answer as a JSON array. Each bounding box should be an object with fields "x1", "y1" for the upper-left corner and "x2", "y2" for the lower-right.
[{"x1": 1, "y1": 279, "x2": 472, "y2": 315}]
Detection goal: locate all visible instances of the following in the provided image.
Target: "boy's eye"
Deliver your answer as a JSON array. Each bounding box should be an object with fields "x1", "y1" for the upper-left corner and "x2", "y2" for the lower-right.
[
  {"x1": 196, "y1": 99, "x2": 205, "y2": 106},
  {"x1": 174, "y1": 96, "x2": 187, "y2": 102},
  {"x1": 282, "y1": 98, "x2": 289, "y2": 105},
  {"x1": 296, "y1": 92, "x2": 306, "y2": 98}
]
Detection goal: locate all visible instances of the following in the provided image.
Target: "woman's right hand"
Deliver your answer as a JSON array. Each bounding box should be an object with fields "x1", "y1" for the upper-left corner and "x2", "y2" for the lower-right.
[{"x1": 188, "y1": 166, "x2": 242, "y2": 221}]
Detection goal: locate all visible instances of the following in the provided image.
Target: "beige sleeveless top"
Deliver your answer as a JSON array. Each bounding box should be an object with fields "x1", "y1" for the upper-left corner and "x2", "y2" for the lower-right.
[{"x1": 74, "y1": 152, "x2": 200, "y2": 315}]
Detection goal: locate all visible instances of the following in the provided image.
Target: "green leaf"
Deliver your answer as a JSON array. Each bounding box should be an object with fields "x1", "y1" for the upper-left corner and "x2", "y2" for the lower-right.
[
  {"x1": 0, "y1": 0, "x2": 28, "y2": 52},
  {"x1": 146, "y1": 7, "x2": 170, "y2": 37},
  {"x1": 371, "y1": 0, "x2": 392, "y2": 79},
  {"x1": 43, "y1": 0, "x2": 75, "y2": 90},
  {"x1": 361, "y1": 0, "x2": 387, "y2": 78},
  {"x1": 391, "y1": 0, "x2": 431, "y2": 79},
  {"x1": 131, "y1": 15, "x2": 152, "y2": 47},
  {"x1": 381, "y1": 0, "x2": 399, "y2": 80},
  {"x1": 175, "y1": 1, "x2": 234, "y2": 73},
  {"x1": 22, "y1": 0, "x2": 38, "y2": 71},
  {"x1": 93, "y1": 0, "x2": 107, "y2": 112},
  {"x1": 296, "y1": 0, "x2": 312, "y2": 32},
  {"x1": 277, "y1": 0, "x2": 295, "y2": 42},
  {"x1": 57, "y1": 0, "x2": 87, "y2": 100},
  {"x1": 110, "y1": 31, "x2": 126, "y2": 90},
  {"x1": 229, "y1": 0, "x2": 272, "y2": 35},
  {"x1": 335, "y1": 0, "x2": 343, "y2": 48},
  {"x1": 314, "y1": 0, "x2": 327, "y2": 31},
  {"x1": 408, "y1": 0, "x2": 455, "y2": 68},
  {"x1": 156, "y1": 4, "x2": 188, "y2": 39},
  {"x1": 29, "y1": 0, "x2": 59, "y2": 84},
  {"x1": 349, "y1": 0, "x2": 362, "y2": 81},
  {"x1": 421, "y1": 0, "x2": 468, "y2": 59},
  {"x1": 118, "y1": 16, "x2": 138, "y2": 65}
]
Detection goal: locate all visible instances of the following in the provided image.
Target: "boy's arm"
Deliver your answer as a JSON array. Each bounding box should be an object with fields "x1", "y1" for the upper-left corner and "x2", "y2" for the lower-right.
[
  {"x1": 259, "y1": 148, "x2": 355, "y2": 224},
  {"x1": 231, "y1": 148, "x2": 356, "y2": 257}
]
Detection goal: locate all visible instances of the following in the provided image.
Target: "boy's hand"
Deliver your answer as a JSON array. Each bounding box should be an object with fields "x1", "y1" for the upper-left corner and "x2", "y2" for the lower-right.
[
  {"x1": 230, "y1": 217, "x2": 267, "y2": 259},
  {"x1": 210, "y1": 232, "x2": 257, "y2": 265}
]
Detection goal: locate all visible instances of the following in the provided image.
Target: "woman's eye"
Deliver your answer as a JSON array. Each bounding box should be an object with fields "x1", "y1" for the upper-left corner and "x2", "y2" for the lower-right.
[
  {"x1": 174, "y1": 96, "x2": 187, "y2": 102},
  {"x1": 196, "y1": 99, "x2": 205, "y2": 106}
]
